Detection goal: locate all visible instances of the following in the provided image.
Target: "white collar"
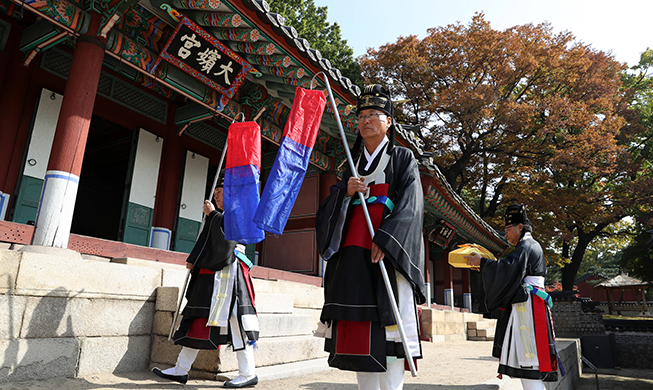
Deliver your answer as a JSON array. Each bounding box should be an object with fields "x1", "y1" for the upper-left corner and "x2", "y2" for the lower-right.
[{"x1": 363, "y1": 137, "x2": 388, "y2": 171}]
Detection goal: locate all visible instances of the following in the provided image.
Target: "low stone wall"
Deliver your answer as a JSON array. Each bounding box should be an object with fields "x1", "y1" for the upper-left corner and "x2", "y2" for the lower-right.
[
  {"x1": 545, "y1": 339, "x2": 581, "y2": 390},
  {"x1": 0, "y1": 247, "x2": 187, "y2": 383},
  {"x1": 550, "y1": 298, "x2": 605, "y2": 338},
  {"x1": 612, "y1": 332, "x2": 653, "y2": 368}
]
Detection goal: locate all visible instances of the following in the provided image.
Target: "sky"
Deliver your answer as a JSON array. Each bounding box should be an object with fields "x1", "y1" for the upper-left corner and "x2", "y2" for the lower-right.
[{"x1": 315, "y1": 0, "x2": 653, "y2": 68}]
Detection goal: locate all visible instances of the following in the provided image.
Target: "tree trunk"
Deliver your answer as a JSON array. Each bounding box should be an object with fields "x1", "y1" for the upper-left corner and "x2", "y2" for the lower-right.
[
  {"x1": 562, "y1": 238, "x2": 589, "y2": 291},
  {"x1": 560, "y1": 232, "x2": 592, "y2": 291}
]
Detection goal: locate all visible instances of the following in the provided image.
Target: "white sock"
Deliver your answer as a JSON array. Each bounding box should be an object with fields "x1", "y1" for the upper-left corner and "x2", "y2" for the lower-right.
[
  {"x1": 520, "y1": 378, "x2": 546, "y2": 390},
  {"x1": 236, "y1": 343, "x2": 256, "y2": 378},
  {"x1": 162, "y1": 347, "x2": 198, "y2": 376}
]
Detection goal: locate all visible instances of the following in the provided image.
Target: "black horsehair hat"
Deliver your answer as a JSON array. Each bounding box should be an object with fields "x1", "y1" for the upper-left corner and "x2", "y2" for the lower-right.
[
  {"x1": 356, "y1": 84, "x2": 394, "y2": 118},
  {"x1": 353, "y1": 84, "x2": 396, "y2": 155},
  {"x1": 504, "y1": 203, "x2": 527, "y2": 226}
]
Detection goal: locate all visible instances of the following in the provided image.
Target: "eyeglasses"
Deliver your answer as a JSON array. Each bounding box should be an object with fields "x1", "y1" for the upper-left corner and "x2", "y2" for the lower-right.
[{"x1": 357, "y1": 112, "x2": 386, "y2": 122}]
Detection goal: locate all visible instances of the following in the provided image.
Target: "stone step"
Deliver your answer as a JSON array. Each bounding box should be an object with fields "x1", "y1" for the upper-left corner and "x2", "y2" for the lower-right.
[
  {"x1": 218, "y1": 335, "x2": 327, "y2": 372},
  {"x1": 432, "y1": 321, "x2": 466, "y2": 335},
  {"x1": 468, "y1": 327, "x2": 495, "y2": 338},
  {"x1": 258, "y1": 313, "x2": 315, "y2": 337},
  {"x1": 150, "y1": 334, "x2": 328, "y2": 375},
  {"x1": 466, "y1": 319, "x2": 497, "y2": 341},
  {"x1": 256, "y1": 292, "x2": 294, "y2": 314},
  {"x1": 253, "y1": 279, "x2": 323, "y2": 310},
  {"x1": 467, "y1": 320, "x2": 493, "y2": 330}
]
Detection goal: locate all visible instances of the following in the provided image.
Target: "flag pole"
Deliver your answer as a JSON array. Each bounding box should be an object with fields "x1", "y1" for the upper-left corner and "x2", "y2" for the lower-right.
[
  {"x1": 168, "y1": 112, "x2": 243, "y2": 340},
  {"x1": 315, "y1": 73, "x2": 418, "y2": 377}
]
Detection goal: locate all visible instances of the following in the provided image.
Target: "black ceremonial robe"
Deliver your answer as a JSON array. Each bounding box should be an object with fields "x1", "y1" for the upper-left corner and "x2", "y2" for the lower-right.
[
  {"x1": 173, "y1": 209, "x2": 259, "y2": 350},
  {"x1": 479, "y1": 233, "x2": 559, "y2": 381},
  {"x1": 316, "y1": 143, "x2": 426, "y2": 372}
]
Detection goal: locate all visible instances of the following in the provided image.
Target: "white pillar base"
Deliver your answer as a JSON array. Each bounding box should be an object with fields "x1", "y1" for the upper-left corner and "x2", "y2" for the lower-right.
[
  {"x1": 425, "y1": 282, "x2": 431, "y2": 306},
  {"x1": 464, "y1": 293, "x2": 472, "y2": 311},
  {"x1": 444, "y1": 289, "x2": 454, "y2": 308},
  {"x1": 32, "y1": 170, "x2": 79, "y2": 248},
  {"x1": 0, "y1": 191, "x2": 9, "y2": 221}
]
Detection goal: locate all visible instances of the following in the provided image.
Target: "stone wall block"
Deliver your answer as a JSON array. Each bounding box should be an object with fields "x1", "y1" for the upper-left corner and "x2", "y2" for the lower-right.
[
  {"x1": 0, "y1": 295, "x2": 27, "y2": 340},
  {"x1": 20, "y1": 297, "x2": 154, "y2": 338},
  {"x1": 0, "y1": 250, "x2": 21, "y2": 293},
  {"x1": 160, "y1": 268, "x2": 188, "y2": 306},
  {"x1": 155, "y1": 286, "x2": 180, "y2": 312},
  {"x1": 0, "y1": 338, "x2": 79, "y2": 383},
  {"x1": 191, "y1": 348, "x2": 221, "y2": 372},
  {"x1": 152, "y1": 311, "x2": 174, "y2": 336},
  {"x1": 150, "y1": 334, "x2": 182, "y2": 367},
  {"x1": 77, "y1": 335, "x2": 151, "y2": 376},
  {"x1": 15, "y1": 253, "x2": 161, "y2": 299}
]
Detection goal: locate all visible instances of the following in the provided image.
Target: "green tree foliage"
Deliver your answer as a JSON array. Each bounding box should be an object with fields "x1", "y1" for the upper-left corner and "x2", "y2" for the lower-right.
[
  {"x1": 268, "y1": 0, "x2": 362, "y2": 86},
  {"x1": 360, "y1": 13, "x2": 653, "y2": 290},
  {"x1": 616, "y1": 49, "x2": 653, "y2": 283},
  {"x1": 620, "y1": 225, "x2": 653, "y2": 284}
]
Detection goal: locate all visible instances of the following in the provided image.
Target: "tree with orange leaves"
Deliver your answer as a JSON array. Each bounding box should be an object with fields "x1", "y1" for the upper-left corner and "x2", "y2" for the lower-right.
[{"x1": 360, "y1": 13, "x2": 653, "y2": 290}]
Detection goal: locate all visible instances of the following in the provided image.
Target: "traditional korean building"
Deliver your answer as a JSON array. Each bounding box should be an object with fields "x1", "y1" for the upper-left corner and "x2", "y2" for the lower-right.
[{"x1": 0, "y1": 0, "x2": 507, "y2": 311}]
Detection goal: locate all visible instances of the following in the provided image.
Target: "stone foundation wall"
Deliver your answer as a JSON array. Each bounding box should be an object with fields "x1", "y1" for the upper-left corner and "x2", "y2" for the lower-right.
[
  {"x1": 545, "y1": 339, "x2": 581, "y2": 390},
  {"x1": 0, "y1": 247, "x2": 187, "y2": 383}
]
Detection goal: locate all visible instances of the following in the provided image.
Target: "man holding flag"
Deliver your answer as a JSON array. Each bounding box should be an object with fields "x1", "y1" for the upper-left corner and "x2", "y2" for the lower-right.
[
  {"x1": 315, "y1": 84, "x2": 426, "y2": 390},
  {"x1": 152, "y1": 183, "x2": 259, "y2": 388}
]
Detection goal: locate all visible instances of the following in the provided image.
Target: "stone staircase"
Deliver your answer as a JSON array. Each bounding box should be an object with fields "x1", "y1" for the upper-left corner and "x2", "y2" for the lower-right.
[
  {"x1": 151, "y1": 273, "x2": 500, "y2": 378},
  {"x1": 150, "y1": 276, "x2": 327, "y2": 379},
  {"x1": 467, "y1": 319, "x2": 496, "y2": 341},
  {"x1": 419, "y1": 306, "x2": 497, "y2": 342}
]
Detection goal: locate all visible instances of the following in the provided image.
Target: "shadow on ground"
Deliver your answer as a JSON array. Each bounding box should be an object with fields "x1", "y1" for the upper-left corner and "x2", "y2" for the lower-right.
[{"x1": 578, "y1": 369, "x2": 653, "y2": 390}]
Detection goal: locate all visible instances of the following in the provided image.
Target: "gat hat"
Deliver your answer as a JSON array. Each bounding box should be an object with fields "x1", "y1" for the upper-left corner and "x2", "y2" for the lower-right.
[
  {"x1": 356, "y1": 84, "x2": 394, "y2": 118},
  {"x1": 504, "y1": 203, "x2": 527, "y2": 226},
  {"x1": 353, "y1": 84, "x2": 397, "y2": 156}
]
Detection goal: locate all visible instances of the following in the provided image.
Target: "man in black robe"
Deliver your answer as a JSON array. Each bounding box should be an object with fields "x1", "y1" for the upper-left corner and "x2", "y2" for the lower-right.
[
  {"x1": 315, "y1": 84, "x2": 426, "y2": 390},
  {"x1": 152, "y1": 184, "x2": 259, "y2": 388},
  {"x1": 466, "y1": 204, "x2": 560, "y2": 390}
]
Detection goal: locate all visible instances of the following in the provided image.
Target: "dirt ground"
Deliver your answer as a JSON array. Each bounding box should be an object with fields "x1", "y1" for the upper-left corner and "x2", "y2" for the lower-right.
[{"x1": 1, "y1": 340, "x2": 652, "y2": 390}]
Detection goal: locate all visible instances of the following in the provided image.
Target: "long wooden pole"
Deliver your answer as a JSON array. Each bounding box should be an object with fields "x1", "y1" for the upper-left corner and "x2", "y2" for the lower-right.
[
  {"x1": 168, "y1": 128, "x2": 231, "y2": 340},
  {"x1": 318, "y1": 74, "x2": 417, "y2": 377}
]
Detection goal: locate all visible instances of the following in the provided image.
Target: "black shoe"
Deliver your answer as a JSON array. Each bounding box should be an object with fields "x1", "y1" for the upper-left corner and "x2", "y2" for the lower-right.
[
  {"x1": 224, "y1": 375, "x2": 258, "y2": 388},
  {"x1": 152, "y1": 367, "x2": 189, "y2": 384}
]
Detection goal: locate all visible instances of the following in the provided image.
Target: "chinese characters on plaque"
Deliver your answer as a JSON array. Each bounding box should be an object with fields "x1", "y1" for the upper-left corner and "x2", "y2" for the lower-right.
[
  {"x1": 436, "y1": 221, "x2": 457, "y2": 249},
  {"x1": 152, "y1": 17, "x2": 253, "y2": 98}
]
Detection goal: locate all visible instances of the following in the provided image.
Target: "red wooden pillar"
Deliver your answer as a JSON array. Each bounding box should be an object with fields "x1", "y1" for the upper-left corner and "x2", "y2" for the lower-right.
[
  {"x1": 154, "y1": 106, "x2": 185, "y2": 231},
  {"x1": 0, "y1": 24, "x2": 31, "y2": 193},
  {"x1": 443, "y1": 247, "x2": 453, "y2": 308},
  {"x1": 32, "y1": 14, "x2": 106, "y2": 247}
]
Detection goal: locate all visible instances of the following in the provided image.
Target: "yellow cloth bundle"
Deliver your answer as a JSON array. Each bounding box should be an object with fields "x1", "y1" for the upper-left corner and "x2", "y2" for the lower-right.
[{"x1": 448, "y1": 244, "x2": 496, "y2": 268}]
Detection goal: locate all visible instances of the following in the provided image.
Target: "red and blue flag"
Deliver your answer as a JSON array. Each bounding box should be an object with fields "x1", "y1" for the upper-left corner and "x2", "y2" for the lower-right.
[
  {"x1": 224, "y1": 121, "x2": 265, "y2": 244},
  {"x1": 253, "y1": 87, "x2": 326, "y2": 234}
]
